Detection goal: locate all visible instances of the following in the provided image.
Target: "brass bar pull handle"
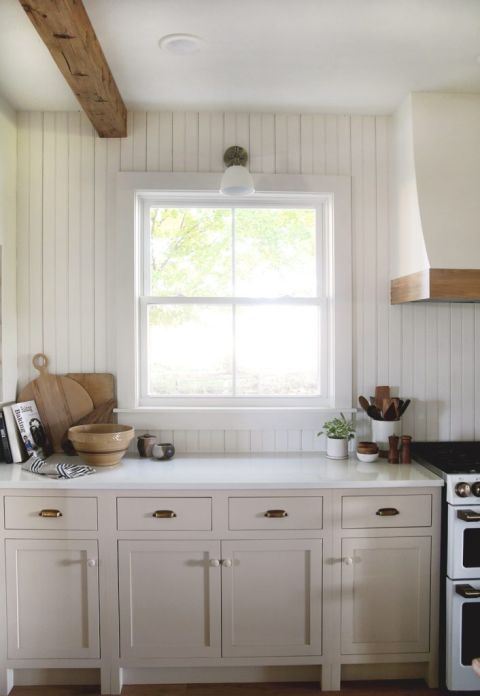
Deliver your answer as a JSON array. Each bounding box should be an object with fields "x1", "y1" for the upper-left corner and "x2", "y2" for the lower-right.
[
  {"x1": 153, "y1": 510, "x2": 177, "y2": 518},
  {"x1": 264, "y1": 509, "x2": 288, "y2": 518},
  {"x1": 376, "y1": 507, "x2": 400, "y2": 517},
  {"x1": 38, "y1": 509, "x2": 63, "y2": 518},
  {"x1": 456, "y1": 584, "x2": 480, "y2": 598},
  {"x1": 457, "y1": 510, "x2": 480, "y2": 522}
]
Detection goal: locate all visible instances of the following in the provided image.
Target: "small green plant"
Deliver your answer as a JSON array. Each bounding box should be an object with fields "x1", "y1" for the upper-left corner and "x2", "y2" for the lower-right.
[{"x1": 318, "y1": 413, "x2": 355, "y2": 440}]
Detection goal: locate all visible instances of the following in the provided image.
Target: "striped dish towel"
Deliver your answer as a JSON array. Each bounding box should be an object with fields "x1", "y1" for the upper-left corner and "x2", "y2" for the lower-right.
[{"x1": 22, "y1": 455, "x2": 95, "y2": 479}]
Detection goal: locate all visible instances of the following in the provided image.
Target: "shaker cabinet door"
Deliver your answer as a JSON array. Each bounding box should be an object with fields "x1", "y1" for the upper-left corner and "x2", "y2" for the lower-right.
[
  {"x1": 6, "y1": 539, "x2": 100, "y2": 659},
  {"x1": 118, "y1": 540, "x2": 221, "y2": 658},
  {"x1": 341, "y1": 536, "x2": 431, "y2": 655},
  {"x1": 221, "y1": 539, "x2": 323, "y2": 657}
]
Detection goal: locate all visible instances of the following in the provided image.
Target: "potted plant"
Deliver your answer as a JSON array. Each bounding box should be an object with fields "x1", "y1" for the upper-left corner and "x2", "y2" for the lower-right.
[{"x1": 319, "y1": 413, "x2": 355, "y2": 460}]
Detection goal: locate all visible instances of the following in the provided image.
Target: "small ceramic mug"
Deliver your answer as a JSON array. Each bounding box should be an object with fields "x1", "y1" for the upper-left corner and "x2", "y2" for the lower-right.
[{"x1": 152, "y1": 443, "x2": 175, "y2": 460}]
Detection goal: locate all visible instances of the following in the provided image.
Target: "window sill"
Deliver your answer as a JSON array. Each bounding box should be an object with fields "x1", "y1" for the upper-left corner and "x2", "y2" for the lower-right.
[{"x1": 114, "y1": 406, "x2": 357, "y2": 431}]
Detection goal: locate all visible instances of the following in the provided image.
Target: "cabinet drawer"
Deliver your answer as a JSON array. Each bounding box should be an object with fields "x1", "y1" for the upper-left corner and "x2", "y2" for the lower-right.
[
  {"x1": 228, "y1": 496, "x2": 323, "y2": 530},
  {"x1": 117, "y1": 497, "x2": 212, "y2": 531},
  {"x1": 341, "y1": 494, "x2": 432, "y2": 528},
  {"x1": 4, "y1": 496, "x2": 98, "y2": 531}
]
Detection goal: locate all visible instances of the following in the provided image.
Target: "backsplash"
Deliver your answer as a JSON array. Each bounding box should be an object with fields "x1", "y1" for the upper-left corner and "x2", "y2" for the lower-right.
[{"x1": 16, "y1": 109, "x2": 480, "y2": 444}]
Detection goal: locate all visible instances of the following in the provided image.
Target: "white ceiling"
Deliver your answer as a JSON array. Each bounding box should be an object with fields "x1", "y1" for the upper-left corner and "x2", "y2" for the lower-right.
[{"x1": 1, "y1": 0, "x2": 480, "y2": 114}]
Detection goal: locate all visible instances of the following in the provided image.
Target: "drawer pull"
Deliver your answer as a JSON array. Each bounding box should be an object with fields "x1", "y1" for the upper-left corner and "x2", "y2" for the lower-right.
[
  {"x1": 264, "y1": 509, "x2": 288, "y2": 518},
  {"x1": 457, "y1": 510, "x2": 480, "y2": 522},
  {"x1": 456, "y1": 584, "x2": 480, "y2": 598},
  {"x1": 376, "y1": 507, "x2": 399, "y2": 517},
  {"x1": 38, "y1": 509, "x2": 63, "y2": 518},
  {"x1": 152, "y1": 510, "x2": 177, "y2": 518}
]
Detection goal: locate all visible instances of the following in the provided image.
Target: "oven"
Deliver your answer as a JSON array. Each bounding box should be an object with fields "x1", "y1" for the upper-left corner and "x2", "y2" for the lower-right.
[
  {"x1": 447, "y1": 578, "x2": 480, "y2": 691},
  {"x1": 447, "y1": 504, "x2": 480, "y2": 580}
]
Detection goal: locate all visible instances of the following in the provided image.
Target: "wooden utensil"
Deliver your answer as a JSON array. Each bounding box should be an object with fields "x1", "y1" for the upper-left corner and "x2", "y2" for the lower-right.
[
  {"x1": 382, "y1": 398, "x2": 397, "y2": 421},
  {"x1": 18, "y1": 353, "x2": 93, "y2": 453},
  {"x1": 358, "y1": 396, "x2": 370, "y2": 413},
  {"x1": 367, "y1": 404, "x2": 383, "y2": 421},
  {"x1": 375, "y1": 386, "x2": 391, "y2": 410},
  {"x1": 397, "y1": 398, "x2": 411, "y2": 418}
]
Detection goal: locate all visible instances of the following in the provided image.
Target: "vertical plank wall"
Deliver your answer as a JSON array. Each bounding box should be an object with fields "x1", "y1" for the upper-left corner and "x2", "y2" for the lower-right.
[{"x1": 16, "y1": 110, "x2": 480, "y2": 450}]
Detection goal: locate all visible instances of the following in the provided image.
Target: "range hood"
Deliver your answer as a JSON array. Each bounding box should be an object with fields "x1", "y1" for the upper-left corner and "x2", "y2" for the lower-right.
[{"x1": 391, "y1": 93, "x2": 480, "y2": 303}]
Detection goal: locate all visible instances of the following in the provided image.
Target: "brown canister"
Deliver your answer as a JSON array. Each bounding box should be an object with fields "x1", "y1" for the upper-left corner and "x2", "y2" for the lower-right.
[{"x1": 137, "y1": 434, "x2": 157, "y2": 457}]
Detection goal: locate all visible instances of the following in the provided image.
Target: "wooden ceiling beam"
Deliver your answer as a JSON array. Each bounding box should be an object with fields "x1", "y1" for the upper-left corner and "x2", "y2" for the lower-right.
[{"x1": 19, "y1": 0, "x2": 127, "y2": 138}]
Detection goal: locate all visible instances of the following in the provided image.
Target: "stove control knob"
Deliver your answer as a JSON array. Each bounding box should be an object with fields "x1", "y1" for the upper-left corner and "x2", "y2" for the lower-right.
[
  {"x1": 455, "y1": 482, "x2": 472, "y2": 498},
  {"x1": 472, "y1": 482, "x2": 480, "y2": 497}
]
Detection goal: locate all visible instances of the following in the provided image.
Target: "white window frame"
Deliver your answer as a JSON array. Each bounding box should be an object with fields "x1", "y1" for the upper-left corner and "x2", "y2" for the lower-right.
[{"x1": 115, "y1": 172, "x2": 352, "y2": 430}]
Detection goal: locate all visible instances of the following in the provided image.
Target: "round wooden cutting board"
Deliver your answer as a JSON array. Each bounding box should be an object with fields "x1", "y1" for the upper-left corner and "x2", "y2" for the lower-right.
[{"x1": 18, "y1": 353, "x2": 94, "y2": 453}]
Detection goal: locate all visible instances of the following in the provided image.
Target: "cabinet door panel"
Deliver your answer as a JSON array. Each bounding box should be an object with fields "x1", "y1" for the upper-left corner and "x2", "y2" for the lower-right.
[
  {"x1": 118, "y1": 540, "x2": 221, "y2": 658},
  {"x1": 221, "y1": 539, "x2": 322, "y2": 657},
  {"x1": 6, "y1": 539, "x2": 100, "y2": 659},
  {"x1": 341, "y1": 536, "x2": 431, "y2": 654}
]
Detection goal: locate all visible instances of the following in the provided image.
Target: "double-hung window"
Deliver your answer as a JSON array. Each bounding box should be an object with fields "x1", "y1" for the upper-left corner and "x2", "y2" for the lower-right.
[{"x1": 138, "y1": 193, "x2": 332, "y2": 407}]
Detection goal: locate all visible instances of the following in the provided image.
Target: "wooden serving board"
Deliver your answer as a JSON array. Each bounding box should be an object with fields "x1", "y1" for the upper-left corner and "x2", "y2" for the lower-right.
[
  {"x1": 18, "y1": 354, "x2": 93, "y2": 453},
  {"x1": 66, "y1": 373, "x2": 115, "y2": 408}
]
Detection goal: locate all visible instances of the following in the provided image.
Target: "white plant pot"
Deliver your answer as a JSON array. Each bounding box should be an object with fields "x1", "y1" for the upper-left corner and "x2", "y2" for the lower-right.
[
  {"x1": 326, "y1": 437, "x2": 349, "y2": 460},
  {"x1": 371, "y1": 420, "x2": 402, "y2": 449}
]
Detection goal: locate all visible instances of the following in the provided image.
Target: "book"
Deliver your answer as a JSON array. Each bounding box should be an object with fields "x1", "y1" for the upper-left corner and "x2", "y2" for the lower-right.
[
  {"x1": 3, "y1": 405, "x2": 28, "y2": 463},
  {"x1": 0, "y1": 411, "x2": 13, "y2": 463},
  {"x1": 11, "y1": 400, "x2": 51, "y2": 459}
]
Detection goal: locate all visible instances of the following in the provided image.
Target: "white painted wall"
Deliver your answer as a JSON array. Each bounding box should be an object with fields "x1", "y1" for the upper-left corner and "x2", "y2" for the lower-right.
[
  {"x1": 0, "y1": 95, "x2": 17, "y2": 401},
  {"x1": 16, "y1": 110, "x2": 480, "y2": 449}
]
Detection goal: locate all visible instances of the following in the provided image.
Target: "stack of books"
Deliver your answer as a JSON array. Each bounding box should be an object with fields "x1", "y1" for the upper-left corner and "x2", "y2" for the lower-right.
[{"x1": 0, "y1": 400, "x2": 51, "y2": 464}]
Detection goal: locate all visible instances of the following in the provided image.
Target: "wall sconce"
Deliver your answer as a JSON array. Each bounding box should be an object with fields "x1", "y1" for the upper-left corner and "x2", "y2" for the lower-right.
[{"x1": 220, "y1": 146, "x2": 255, "y2": 196}]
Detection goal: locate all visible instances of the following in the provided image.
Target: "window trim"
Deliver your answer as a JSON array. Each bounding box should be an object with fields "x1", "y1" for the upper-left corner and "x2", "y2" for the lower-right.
[{"x1": 115, "y1": 172, "x2": 352, "y2": 429}]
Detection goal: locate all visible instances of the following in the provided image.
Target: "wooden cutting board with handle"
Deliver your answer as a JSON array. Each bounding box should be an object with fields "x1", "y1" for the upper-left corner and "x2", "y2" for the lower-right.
[{"x1": 18, "y1": 353, "x2": 94, "y2": 453}]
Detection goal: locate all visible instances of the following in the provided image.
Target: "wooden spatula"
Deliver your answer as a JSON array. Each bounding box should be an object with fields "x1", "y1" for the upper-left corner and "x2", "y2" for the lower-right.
[{"x1": 375, "y1": 386, "x2": 390, "y2": 410}]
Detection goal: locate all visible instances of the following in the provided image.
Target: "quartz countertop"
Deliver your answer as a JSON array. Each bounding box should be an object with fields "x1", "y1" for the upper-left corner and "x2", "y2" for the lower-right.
[{"x1": 0, "y1": 453, "x2": 444, "y2": 490}]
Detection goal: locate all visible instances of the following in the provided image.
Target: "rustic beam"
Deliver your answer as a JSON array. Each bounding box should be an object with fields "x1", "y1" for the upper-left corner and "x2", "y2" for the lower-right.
[
  {"x1": 19, "y1": 0, "x2": 127, "y2": 138},
  {"x1": 391, "y1": 268, "x2": 480, "y2": 304}
]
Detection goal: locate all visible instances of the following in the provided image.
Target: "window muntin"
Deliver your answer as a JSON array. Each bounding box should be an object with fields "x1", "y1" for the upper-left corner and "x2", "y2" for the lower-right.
[{"x1": 139, "y1": 196, "x2": 330, "y2": 405}]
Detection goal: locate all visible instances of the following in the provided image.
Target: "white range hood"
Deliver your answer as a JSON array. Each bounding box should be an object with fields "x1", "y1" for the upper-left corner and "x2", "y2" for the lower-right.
[{"x1": 391, "y1": 92, "x2": 480, "y2": 303}]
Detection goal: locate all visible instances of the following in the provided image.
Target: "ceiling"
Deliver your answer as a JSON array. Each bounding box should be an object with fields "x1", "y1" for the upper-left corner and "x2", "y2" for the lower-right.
[{"x1": 1, "y1": 0, "x2": 480, "y2": 114}]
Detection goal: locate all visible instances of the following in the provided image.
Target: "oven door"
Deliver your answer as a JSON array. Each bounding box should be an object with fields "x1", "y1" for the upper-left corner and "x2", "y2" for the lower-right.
[
  {"x1": 448, "y1": 504, "x2": 480, "y2": 579},
  {"x1": 446, "y1": 578, "x2": 480, "y2": 691}
]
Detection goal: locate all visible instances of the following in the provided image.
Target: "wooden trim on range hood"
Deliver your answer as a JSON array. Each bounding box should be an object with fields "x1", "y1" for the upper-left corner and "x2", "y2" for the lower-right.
[
  {"x1": 19, "y1": 0, "x2": 127, "y2": 138},
  {"x1": 391, "y1": 269, "x2": 480, "y2": 304}
]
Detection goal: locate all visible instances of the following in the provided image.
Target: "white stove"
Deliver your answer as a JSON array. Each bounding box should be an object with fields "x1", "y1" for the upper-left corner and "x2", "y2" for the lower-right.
[{"x1": 412, "y1": 442, "x2": 480, "y2": 692}]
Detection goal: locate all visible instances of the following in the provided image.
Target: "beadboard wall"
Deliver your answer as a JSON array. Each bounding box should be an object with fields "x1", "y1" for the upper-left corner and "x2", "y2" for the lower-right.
[{"x1": 16, "y1": 110, "x2": 480, "y2": 451}]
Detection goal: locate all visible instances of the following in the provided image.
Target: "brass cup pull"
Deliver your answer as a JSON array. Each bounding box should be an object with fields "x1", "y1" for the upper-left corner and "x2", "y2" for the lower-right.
[
  {"x1": 38, "y1": 509, "x2": 62, "y2": 518},
  {"x1": 376, "y1": 507, "x2": 400, "y2": 517},
  {"x1": 264, "y1": 509, "x2": 288, "y2": 518},
  {"x1": 152, "y1": 510, "x2": 177, "y2": 518},
  {"x1": 456, "y1": 584, "x2": 480, "y2": 599},
  {"x1": 457, "y1": 510, "x2": 480, "y2": 522}
]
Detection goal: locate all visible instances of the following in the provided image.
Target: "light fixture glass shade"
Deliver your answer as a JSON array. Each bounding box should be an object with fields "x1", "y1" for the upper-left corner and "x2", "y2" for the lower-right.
[{"x1": 220, "y1": 165, "x2": 255, "y2": 196}]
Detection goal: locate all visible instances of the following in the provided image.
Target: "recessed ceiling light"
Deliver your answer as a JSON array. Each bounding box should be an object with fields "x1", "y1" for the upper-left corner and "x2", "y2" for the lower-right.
[{"x1": 159, "y1": 34, "x2": 205, "y2": 55}]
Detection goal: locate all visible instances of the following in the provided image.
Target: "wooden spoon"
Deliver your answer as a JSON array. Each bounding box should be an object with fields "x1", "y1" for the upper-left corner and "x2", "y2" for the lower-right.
[{"x1": 358, "y1": 396, "x2": 370, "y2": 413}]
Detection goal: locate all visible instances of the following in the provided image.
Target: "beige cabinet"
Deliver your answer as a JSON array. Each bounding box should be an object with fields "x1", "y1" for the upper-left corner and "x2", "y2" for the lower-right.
[
  {"x1": 340, "y1": 536, "x2": 431, "y2": 655},
  {"x1": 5, "y1": 539, "x2": 100, "y2": 659},
  {"x1": 221, "y1": 539, "x2": 323, "y2": 657},
  {"x1": 118, "y1": 539, "x2": 221, "y2": 659}
]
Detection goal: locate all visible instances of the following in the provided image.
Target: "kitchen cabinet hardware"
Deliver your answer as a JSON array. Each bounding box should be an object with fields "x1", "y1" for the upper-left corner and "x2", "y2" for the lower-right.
[
  {"x1": 38, "y1": 509, "x2": 63, "y2": 518},
  {"x1": 87, "y1": 559, "x2": 97, "y2": 567},
  {"x1": 221, "y1": 559, "x2": 232, "y2": 567},
  {"x1": 455, "y1": 584, "x2": 480, "y2": 598},
  {"x1": 457, "y1": 509, "x2": 480, "y2": 522},
  {"x1": 264, "y1": 509, "x2": 288, "y2": 518},
  {"x1": 343, "y1": 557, "x2": 353, "y2": 565},
  {"x1": 376, "y1": 507, "x2": 400, "y2": 516},
  {"x1": 152, "y1": 510, "x2": 177, "y2": 518},
  {"x1": 209, "y1": 559, "x2": 220, "y2": 567}
]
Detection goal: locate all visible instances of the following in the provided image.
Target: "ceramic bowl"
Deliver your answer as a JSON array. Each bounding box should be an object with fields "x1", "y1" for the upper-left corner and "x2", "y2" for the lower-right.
[
  {"x1": 68, "y1": 423, "x2": 135, "y2": 467},
  {"x1": 357, "y1": 441, "x2": 379, "y2": 454},
  {"x1": 356, "y1": 451, "x2": 379, "y2": 463}
]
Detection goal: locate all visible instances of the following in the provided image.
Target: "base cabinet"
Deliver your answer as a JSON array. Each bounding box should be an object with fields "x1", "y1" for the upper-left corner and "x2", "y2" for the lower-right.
[
  {"x1": 340, "y1": 536, "x2": 431, "y2": 655},
  {"x1": 5, "y1": 539, "x2": 100, "y2": 659},
  {"x1": 118, "y1": 538, "x2": 323, "y2": 659}
]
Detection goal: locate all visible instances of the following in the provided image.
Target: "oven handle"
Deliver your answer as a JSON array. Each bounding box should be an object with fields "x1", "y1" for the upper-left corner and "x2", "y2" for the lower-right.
[
  {"x1": 457, "y1": 509, "x2": 480, "y2": 522},
  {"x1": 456, "y1": 584, "x2": 480, "y2": 599}
]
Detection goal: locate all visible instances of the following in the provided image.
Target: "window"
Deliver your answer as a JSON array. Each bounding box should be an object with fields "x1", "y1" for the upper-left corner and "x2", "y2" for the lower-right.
[
  {"x1": 138, "y1": 195, "x2": 330, "y2": 406},
  {"x1": 115, "y1": 172, "x2": 351, "y2": 425}
]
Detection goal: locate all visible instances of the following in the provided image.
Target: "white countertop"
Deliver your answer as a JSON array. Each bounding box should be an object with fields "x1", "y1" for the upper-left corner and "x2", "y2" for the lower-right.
[{"x1": 0, "y1": 453, "x2": 444, "y2": 490}]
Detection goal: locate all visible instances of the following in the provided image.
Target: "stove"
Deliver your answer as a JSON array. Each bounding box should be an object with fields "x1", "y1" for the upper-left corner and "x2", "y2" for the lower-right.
[
  {"x1": 411, "y1": 441, "x2": 480, "y2": 504},
  {"x1": 411, "y1": 441, "x2": 480, "y2": 691}
]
